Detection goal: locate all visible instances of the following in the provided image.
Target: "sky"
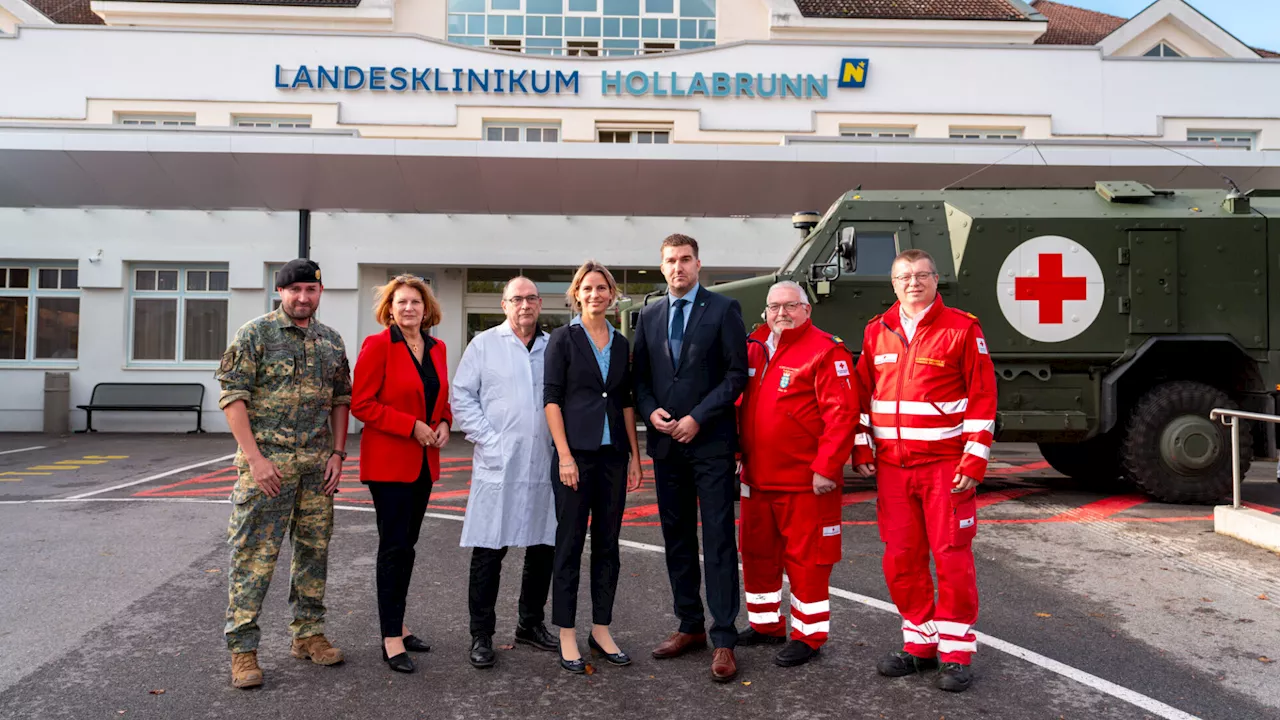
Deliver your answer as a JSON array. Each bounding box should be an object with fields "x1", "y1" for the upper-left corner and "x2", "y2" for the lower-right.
[{"x1": 1057, "y1": 0, "x2": 1280, "y2": 51}]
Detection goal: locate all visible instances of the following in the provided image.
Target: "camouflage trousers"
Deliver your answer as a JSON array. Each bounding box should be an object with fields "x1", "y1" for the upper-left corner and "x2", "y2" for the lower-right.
[{"x1": 224, "y1": 463, "x2": 334, "y2": 653}]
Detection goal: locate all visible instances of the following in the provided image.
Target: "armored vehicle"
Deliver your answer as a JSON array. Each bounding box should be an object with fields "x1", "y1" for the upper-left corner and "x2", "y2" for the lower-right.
[{"x1": 706, "y1": 181, "x2": 1280, "y2": 505}]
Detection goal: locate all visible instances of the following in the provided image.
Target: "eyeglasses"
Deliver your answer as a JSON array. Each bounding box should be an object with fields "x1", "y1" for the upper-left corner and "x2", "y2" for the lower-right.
[
  {"x1": 504, "y1": 294, "x2": 542, "y2": 305},
  {"x1": 765, "y1": 301, "x2": 808, "y2": 313},
  {"x1": 893, "y1": 272, "x2": 937, "y2": 284}
]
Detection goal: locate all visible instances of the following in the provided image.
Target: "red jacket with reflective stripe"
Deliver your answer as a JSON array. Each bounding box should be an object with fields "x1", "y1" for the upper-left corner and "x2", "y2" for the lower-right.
[
  {"x1": 851, "y1": 296, "x2": 997, "y2": 481},
  {"x1": 738, "y1": 319, "x2": 860, "y2": 492}
]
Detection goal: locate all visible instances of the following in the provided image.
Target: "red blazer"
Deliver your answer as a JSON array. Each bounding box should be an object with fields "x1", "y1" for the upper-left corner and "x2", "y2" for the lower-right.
[{"x1": 351, "y1": 326, "x2": 452, "y2": 483}]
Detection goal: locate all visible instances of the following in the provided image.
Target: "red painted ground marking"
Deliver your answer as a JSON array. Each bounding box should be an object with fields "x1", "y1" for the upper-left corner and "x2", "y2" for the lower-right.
[
  {"x1": 1243, "y1": 501, "x2": 1280, "y2": 515},
  {"x1": 987, "y1": 461, "x2": 1051, "y2": 476},
  {"x1": 622, "y1": 503, "x2": 661, "y2": 520},
  {"x1": 974, "y1": 488, "x2": 1045, "y2": 509},
  {"x1": 1043, "y1": 493, "x2": 1149, "y2": 523},
  {"x1": 841, "y1": 490, "x2": 878, "y2": 506}
]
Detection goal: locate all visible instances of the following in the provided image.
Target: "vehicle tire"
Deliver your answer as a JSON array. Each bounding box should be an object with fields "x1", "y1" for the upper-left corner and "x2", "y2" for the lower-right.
[
  {"x1": 1120, "y1": 381, "x2": 1250, "y2": 505},
  {"x1": 1038, "y1": 433, "x2": 1126, "y2": 489}
]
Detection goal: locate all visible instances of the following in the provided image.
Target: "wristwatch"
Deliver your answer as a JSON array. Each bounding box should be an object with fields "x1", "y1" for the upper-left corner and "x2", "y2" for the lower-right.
[{"x1": 331, "y1": 449, "x2": 348, "y2": 460}]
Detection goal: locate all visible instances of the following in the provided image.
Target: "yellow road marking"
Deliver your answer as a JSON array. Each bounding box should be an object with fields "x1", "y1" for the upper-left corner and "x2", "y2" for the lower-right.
[
  {"x1": 28, "y1": 465, "x2": 76, "y2": 471},
  {"x1": 83, "y1": 455, "x2": 129, "y2": 460},
  {"x1": 0, "y1": 478, "x2": 22, "y2": 482},
  {"x1": 0, "y1": 471, "x2": 51, "y2": 476},
  {"x1": 57, "y1": 460, "x2": 105, "y2": 465}
]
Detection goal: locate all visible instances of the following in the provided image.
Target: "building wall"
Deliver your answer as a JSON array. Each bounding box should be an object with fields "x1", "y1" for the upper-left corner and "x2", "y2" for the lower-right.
[
  {"x1": 0, "y1": 6, "x2": 20, "y2": 34},
  {"x1": 1111, "y1": 16, "x2": 1229, "y2": 58}
]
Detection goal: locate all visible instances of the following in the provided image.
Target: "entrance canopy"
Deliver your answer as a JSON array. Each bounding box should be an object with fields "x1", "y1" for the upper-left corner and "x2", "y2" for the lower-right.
[{"x1": 0, "y1": 126, "x2": 1272, "y2": 215}]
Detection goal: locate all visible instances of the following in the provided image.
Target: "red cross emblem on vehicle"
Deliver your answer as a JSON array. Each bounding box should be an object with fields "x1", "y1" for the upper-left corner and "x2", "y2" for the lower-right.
[{"x1": 997, "y1": 236, "x2": 1105, "y2": 343}]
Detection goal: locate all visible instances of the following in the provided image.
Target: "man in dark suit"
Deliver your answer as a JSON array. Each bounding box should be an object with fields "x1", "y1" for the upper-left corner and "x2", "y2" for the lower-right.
[{"x1": 632, "y1": 233, "x2": 749, "y2": 683}]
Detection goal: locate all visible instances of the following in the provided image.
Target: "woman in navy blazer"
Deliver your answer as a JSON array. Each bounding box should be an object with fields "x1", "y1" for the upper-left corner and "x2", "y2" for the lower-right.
[
  {"x1": 351, "y1": 274, "x2": 452, "y2": 674},
  {"x1": 544, "y1": 260, "x2": 642, "y2": 674}
]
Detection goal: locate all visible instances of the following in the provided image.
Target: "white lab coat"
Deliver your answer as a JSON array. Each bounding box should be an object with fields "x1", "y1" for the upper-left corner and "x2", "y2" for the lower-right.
[{"x1": 452, "y1": 321, "x2": 557, "y2": 549}]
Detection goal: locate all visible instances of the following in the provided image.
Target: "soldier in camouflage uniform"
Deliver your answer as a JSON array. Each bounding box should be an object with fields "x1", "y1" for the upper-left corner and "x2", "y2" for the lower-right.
[{"x1": 215, "y1": 258, "x2": 353, "y2": 689}]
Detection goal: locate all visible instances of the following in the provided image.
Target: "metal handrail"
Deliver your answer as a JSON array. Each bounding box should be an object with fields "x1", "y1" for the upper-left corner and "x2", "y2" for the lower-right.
[{"x1": 1210, "y1": 408, "x2": 1280, "y2": 508}]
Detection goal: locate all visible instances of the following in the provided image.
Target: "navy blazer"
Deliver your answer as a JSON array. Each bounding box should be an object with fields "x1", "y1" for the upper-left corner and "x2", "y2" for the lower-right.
[
  {"x1": 632, "y1": 285, "x2": 748, "y2": 460},
  {"x1": 543, "y1": 322, "x2": 635, "y2": 454}
]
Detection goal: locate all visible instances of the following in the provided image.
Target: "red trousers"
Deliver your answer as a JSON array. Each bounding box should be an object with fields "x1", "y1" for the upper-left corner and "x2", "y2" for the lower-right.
[
  {"x1": 739, "y1": 484, "x2": 842, "y2": 649},
  {"x1": 876, "y1": 459, "x2": 980, "y2": 664}
]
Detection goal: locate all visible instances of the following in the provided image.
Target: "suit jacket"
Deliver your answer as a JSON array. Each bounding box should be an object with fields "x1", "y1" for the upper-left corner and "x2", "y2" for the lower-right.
[
  {"x1": 351, "y1": 326, "x2": 453, "y2": 483},
  {"x1": 543, "y1": 322, "x2": 635, "y2": 455},
  {"x1": 633, "y1": 285, "x2": 748, "y2": 460}
]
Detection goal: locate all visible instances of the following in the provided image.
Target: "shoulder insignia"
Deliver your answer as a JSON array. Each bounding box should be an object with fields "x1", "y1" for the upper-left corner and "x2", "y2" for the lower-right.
[{"x1": 831, "y1": 335, "x2": 843, "y2": 344}]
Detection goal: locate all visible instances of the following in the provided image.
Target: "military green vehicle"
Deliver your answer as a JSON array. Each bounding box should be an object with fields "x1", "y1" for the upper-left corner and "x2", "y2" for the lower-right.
[{"x1": 704, "y1": 181, "x2": 1280, "y2": 505}]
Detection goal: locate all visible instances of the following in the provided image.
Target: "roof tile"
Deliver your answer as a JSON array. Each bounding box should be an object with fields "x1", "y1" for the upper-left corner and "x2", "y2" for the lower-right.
[{"x1": 795, "y1": 0, "x2": 1029, "y2": 21}]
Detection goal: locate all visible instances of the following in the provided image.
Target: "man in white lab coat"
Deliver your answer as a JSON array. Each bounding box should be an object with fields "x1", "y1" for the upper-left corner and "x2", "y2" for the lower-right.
[{"x1": 452, "y1": 276, "x2": 558, "y2": 670}]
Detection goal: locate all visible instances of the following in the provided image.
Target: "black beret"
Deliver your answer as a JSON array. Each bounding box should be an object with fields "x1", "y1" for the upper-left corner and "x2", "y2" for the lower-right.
[{"x1": 275, "y1": 259, "x2": 322, "y2": 288}]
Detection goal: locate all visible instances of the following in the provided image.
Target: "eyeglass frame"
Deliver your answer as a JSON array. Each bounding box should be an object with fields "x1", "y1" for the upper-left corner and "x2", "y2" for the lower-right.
[
  {"x1": 765, "y1": 300, "x2": 810, "y2": 314},
  {"x1": 892, "y1": 271, "x2": 938, "y2": 284},
  {"x1": 503, "y1": 294, "x2": 542, "y2": 306}
]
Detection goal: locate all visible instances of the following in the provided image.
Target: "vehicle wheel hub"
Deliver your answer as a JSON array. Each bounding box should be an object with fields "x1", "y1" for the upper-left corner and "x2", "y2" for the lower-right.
[{"x1": 1160, "y1": 415, "x2": 1221, "y2": 474}]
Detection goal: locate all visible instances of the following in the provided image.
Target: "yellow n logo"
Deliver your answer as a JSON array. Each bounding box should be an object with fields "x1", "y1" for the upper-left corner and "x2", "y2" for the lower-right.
[{"x1": 839, "y1": 59, "x2": 869, "y2": 88}]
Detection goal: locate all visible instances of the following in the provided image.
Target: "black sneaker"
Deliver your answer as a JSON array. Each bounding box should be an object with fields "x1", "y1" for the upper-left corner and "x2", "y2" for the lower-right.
[
  {"x1": 935, "y1": 662, "x2": 973, "y2": 692},
  {"x1": 876, "y1": 649, "x2": 939, "y2": 677},
  {"x1": 737, "y1": 627, "x2": 787, "y2": 646},
  {"x1": 774, "y1": 639, "x2": 819, "y2": 667},
  {"x1": 515, "y1": 623, "x2": 558, "y2": 652},
  {"x1": 469, "y1": 635, "x2": 496, "y2": 669}
]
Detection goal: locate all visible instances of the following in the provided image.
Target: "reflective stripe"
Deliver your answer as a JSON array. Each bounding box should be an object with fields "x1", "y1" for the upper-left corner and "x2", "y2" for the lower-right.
[
  {"x1": 964, "y1": 441, "x2": 991, "y2": 460},
  {"x1": 963, "y1": 419, "x2": 996, "y2": 434},
  {"x1": 748, "y1": 611, "x2": 781, "y2": 624},
  {"x1": 904, "y1": 619, "x2": 938, "y2": 637},
  {"x1": 859, "y1": 413, "x2": 870, "y2": 426},
  {"x1": 938, "y1": 638, "x2": 979, "y2": 654},
  {"x1": 936, "y1": 620, "x2": 972, "y2": 637},
  {"x1": 791, "y1": 618, "x2": 831, "y2": 635},
  {"x1": 873, "y1": 424, "x2": 963, "y2": 441},
  {"x1": 790, "y1": 596, "x2": 830, "y2": 615},
  {"x1": 746, "y1": 590, "x2": 782, "y2": 605},
  {"x1": 871, "y1": 399, "x2": 967, "y2": 415},
  {"x1": 903, "y1": 630, "x2": 937, "y2": 646},
  {"x1": 854, "y1": 433, "x2": 871, "y2": 446}
]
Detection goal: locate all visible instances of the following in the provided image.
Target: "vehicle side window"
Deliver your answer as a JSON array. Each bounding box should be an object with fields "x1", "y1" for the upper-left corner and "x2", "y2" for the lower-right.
[{"x1": 827, "y1": 230, "x2": 897, "y2": 276}]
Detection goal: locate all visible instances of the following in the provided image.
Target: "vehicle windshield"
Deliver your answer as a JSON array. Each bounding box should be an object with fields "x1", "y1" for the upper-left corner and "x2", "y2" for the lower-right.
[{"x1": 781, "y1": 196, "x2": 843, "y2": 274}]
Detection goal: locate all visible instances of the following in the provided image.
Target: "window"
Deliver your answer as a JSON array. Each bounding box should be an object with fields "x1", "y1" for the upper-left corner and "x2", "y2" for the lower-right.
[
  {"x1": 490, "y1": 38, "x2": 523, "y2": 52},
  {"x1": 643, "y1": 41, "x2": 675, "y2": 54},
  {"x1": 840, "y1": 127, "x2": 914, "y2": 139},
  {"x1": 1187, "y1": 130, "x2": 1256, "y2": 150},
  {"x1": 116, "y1": 114, "x2": 195, "y2": 127},
  {"x1": 484, "y1": 122, "x2": 561, "y2": 142},
  {"x1": 1144, "y1": 42, "x2": 1183, "y2": 57},
  {"x1": 949, "y1": 128, "x2": 1022, "y2": 140},
  {"x1": 0, "y1": 264, "x2": 80, "y2": 362},
  {"x1": 598, "y1": 129, "x2": 670, "y2": 143},
  {"x1": 446, "y1": 0, "x2": 714, "y2": 55},
  {"x1": 827, "y1": 229, "x2": 898, "y2": 277},
  {"x1": 130, "y1": 266, "x2": 229, "y2": 364},
  {"x1": 567, "y1": 40, "x2": 599, "y2": 55},
  {"x1": 266, "y1": 263, "x2": 284, "y2": 312},
  {"x1": 234, "y1": 116, "x2": 312, "y2": 129}
]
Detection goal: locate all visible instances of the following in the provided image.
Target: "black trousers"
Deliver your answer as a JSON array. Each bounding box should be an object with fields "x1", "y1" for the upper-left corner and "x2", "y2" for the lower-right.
[
  {"x1": 367, "y1": 458, "x2": 433, "y2": 639},
  {"x1": 551, "y1": 446, "x2": 628, "y2": 629},
  {"x1": 653, "y1": 450, "x2": 740, "y2": 649},
  {"x1": 468, "y1": 544, "x2": 555, "y2": 638}
]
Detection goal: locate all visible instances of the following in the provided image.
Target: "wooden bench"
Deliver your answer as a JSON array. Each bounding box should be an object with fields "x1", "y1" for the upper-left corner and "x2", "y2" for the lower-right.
[{"x1": 76, "y1": 382, "x2": 207, "y2": 433}]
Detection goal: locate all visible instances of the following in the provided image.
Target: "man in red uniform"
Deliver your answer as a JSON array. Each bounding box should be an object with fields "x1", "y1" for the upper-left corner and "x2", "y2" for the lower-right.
[
  {"x1": 852, "y1": 248, "x2": 997, "y2": 693},
  {"x1": 736, "y1": 280, "x2": 859, "y2": 667}
]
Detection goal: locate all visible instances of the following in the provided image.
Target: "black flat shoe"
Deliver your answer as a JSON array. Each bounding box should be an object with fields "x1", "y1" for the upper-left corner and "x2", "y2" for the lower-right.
[
  {"x1": 588, "y1": 634, "x2": 632, "y2": 666},
  {"x1": 381, "y1": 645, "x2": 415, "y2": 673},
  {"x1": 559, "y1": 641, "x2": 587, "y2": 674},
  {"x1": 470, "y1": 635, "x2": 496, "y2": 669},
  {"x1": 515, "y1": 623, "x2": 558, "y2": 652},
  {"x1": 774, "y1": 639, "x2": 819, "y2": 667},
  {"x1": 403, "y1": 635, "x2": 431, "y2": 653},
  {"x1": 935, "y1": 662, "x2": 973, "y2": 692}
]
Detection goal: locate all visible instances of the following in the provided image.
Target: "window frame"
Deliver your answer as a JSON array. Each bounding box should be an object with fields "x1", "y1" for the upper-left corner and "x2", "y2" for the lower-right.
[
  {"x1": 127, "y1": 264, "x2": 231, "y2": 367},
  {"x1": 0, "y1": 262, "x2": 81, "y2": 366},
  {"x1": 596, "y1": 124, "x2": 673, "y2": 144},
  {"x1": 483, "y1": 121, "x2": 562, "y2": 143},
  {"x1": 949, "y1": 128, "x2": 1023, "y2": 141},
  {"x1": 233, "y1": 116, "x2": 312, "y2": 129},
  {"x1": 839, "y1": 126, "x2": 915, "y2": 139},
  {"x1": 116, "y1": 113, "x2": 196, "y2": 127},
  {"x1": 1187, "y1": 130, "x2": 1256, "y2": 150},
  {"x1": 1143, "y1": 41, "x2": 1184, "y2": 57}
]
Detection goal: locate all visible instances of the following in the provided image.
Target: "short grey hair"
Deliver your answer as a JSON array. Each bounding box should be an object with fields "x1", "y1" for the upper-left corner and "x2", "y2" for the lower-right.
[
  {"x1": 767, "y1": 280, "x2": 809, "y2": 304},
  {"x1": 502, "y1": 275, "x2": 538, "y2": 299}
]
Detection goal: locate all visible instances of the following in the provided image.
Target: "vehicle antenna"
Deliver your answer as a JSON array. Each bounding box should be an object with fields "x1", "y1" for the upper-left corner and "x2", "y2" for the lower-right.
[
  {"x1": 1104, "y1": 134, "x2": 1244, "y2": 196},
  {"x1": 939, "y1": 142, "x2": 1039, "y2": 192}
]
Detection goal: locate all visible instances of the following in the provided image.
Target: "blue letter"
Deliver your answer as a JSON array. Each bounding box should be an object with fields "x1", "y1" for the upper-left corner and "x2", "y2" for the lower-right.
[
  {"x1": 495, "y1": 69, "x2": 506, "y2": 93},
  {"x1": 755, "y1": 73, "x2": 777, "y2": 98},
  {"x1": 804, "y1": 74, "x2": 827, "y2": 99},
  {"x1": 509, "y1": 69, "x2": 528, "y2": 93},
  {"x1": 556, "y1": 70, "x2": 579, "y2": 94},
  {"x1": 275, "y1": 64, "x2": 289, "y2": 89},
  {"x1": 651, "y1": 71, "x2": 667, "y2": 96},
  {"x1": 780, "y1": 74, "x2": 800, "y2": 98},
  {"x1": 343, "y1": 66, "x2": 365, "y2": 90},
  {"x1": 601, "y1": 71, "x2": 621, "y2": 95},
  {"x1": 712, "y1": 72, "x2": 731, "y2": 97},
  {"x1": 531, "y1": 70, "x2": 551, "y2": 94},
  {"x1": 668, "y1": 71, "x2": 686, "y2": 97},
  {"x1": 453, "y1": 69, "x2": 463, "y2": 92},
  {"x1": 390, "y1": 67, "x2": 409, "y2": 92},
  {"x1": 291, "y1": 66, "x2": 314, "y2": 90},
  {"x1": 734, "y1": 73, "x2": 754, "y2": 97},
  {"x1": 411, "y1": 68, "x2": 430, "y2": 91},
  {"x1": 369, "y1": 66, "x2": 387, "y2": 91},
  {"x1": 687, "y1": 72, "x2": 708, "y2": 96},
  {"x1": 435, "y1": 68, "x2": 449, "y2": 92},
  {"x1": 318, "y1": 66, "x2": 339, "y2": 89},
  {"x1": 468, "y1": 69, "x2": 489, "y2": 93},
  {"x1": 626, "y1": 71, "x2": 649, "y2": 96}
]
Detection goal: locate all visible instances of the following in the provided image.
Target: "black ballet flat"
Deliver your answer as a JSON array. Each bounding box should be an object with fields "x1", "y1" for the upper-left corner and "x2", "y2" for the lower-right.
[
  {"x1": 588, "y1": 634, "x2": 632, "y2": 666},
  {"x1": 559, "y1": 642, "x2": 587, "y2": 674},
  {"x1": 382, "y1": 645, "x2": 415, "y2": 673},
  {"x1": 403, "y1": 634, "x2": 431, "y2": 653}
]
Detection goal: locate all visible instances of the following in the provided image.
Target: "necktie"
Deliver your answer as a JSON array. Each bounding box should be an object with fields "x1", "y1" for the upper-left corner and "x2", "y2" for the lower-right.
[{"x1": 670, "y1": 298, "x2": 688, "y2": 364}]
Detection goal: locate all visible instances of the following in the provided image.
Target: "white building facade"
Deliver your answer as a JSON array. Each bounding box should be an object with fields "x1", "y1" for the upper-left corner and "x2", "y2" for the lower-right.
[{"x1": 0, "y1": 0, "x2": 1277, "y2": 432}]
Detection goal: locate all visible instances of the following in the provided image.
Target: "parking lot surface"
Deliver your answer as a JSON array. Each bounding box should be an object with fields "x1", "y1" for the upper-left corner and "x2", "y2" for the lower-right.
[{"x1": 1, "y1": 433, "x2": 1278, "y2": 720}]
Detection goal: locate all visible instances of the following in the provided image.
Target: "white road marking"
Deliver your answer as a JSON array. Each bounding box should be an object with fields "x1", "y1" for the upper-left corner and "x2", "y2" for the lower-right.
[
  {"x1": 61, "y1": 454, "x2": 236, "y2": 500},
  {"x1": 0, "y1": 497, "x2": 1201, "y2": 720},
  {"x1": 0, "y1": 446, "x2": 46, "y2": 456}
]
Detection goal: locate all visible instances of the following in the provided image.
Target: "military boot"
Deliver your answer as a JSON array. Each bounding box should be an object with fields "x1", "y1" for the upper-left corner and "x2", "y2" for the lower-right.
[
  {"x1": 231, "y1": 651, "x2": 263, "y2": 689},
  {"x1": 291, "y1": 634, "x2": 344, "y2": 666}
]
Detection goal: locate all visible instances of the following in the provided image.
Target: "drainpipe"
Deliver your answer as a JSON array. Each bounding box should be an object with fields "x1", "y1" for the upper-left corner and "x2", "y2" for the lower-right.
[{"x1": 298, "y1": 209, "x2": 311, "y2": 259}]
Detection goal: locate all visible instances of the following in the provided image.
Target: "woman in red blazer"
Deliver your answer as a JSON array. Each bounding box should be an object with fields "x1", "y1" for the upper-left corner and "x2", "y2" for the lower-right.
[{"x1": 351, "y1": 274, "x2": 452, "y2": 674}]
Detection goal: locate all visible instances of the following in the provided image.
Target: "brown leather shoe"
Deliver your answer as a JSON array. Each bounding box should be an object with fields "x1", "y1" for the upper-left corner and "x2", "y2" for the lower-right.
[
  {"x1": 711, "y1": 648, "x2": 738, "y2": 683},
  {"x1": 651, "y1": 631, "x2": 708, "y2": 659},
  {"x1": 231, "y1": 651, "x2": 263, "y2": 689},
  {"x1": 290, "y1": 634, "x2": 344, "y2": 666}
]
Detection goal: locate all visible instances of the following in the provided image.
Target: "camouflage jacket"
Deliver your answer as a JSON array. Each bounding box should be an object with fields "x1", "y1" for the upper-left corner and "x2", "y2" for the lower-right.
[{"x1": 216, "y1": 309, "x2": 352, "y2": 470}]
